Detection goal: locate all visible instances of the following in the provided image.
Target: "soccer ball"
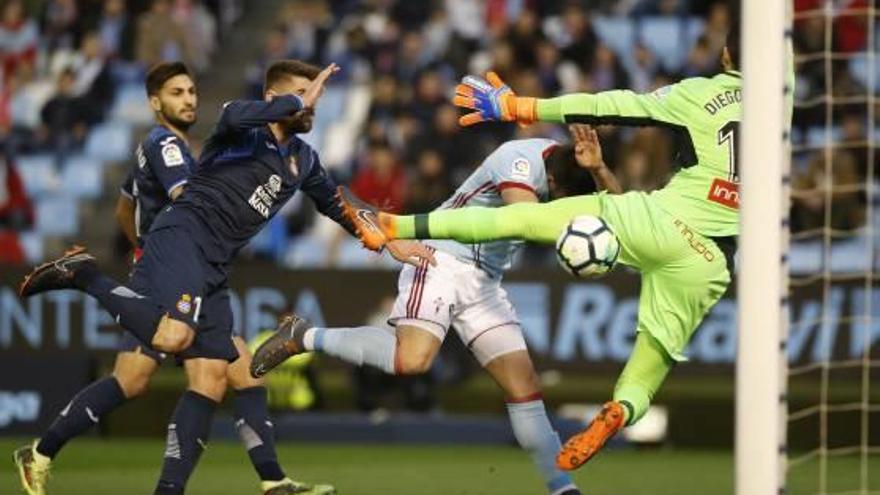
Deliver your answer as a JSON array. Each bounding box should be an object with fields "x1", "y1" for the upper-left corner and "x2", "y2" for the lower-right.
[{"x1": 555, "y1": 215, "x2": 620, "y2": 278}]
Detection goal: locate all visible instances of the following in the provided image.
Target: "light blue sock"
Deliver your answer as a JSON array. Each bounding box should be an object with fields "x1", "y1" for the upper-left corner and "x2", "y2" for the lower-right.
[
  {"x1": 507, "y1": 399, "x2": 577, "y2": 495},
  {"x1": 306, "y1": 326, "x2": 397, "y2": 374}
]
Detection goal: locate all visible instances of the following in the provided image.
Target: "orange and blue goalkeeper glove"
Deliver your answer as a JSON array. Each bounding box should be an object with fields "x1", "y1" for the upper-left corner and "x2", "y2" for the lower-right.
[{"x1": 452, "y1": 71, "x2": 537, "y2": 127}]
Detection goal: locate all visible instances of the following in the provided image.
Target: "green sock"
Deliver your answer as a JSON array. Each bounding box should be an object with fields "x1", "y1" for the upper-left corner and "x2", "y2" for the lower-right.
[
  {"x1": 393, "y1": 215, "x2": 418, "y2": 239},
  {"x1": 613, "y1": 332, "x2": 674, "y2": 426}
]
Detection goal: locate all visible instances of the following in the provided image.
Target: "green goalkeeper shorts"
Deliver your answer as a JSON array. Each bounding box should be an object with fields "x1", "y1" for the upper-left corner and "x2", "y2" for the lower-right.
[{"x1": 550, "y1": 191, "x2": 732, "y2": 361}]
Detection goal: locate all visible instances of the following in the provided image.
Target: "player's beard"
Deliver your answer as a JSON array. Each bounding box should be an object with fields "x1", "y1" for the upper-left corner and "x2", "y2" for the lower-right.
[
  {"x1": 283, "y1": 109, "x2": 314, "y2": 134},
  {"x1": 163, "y1": 109, "x2": 196, "y2": 133}
]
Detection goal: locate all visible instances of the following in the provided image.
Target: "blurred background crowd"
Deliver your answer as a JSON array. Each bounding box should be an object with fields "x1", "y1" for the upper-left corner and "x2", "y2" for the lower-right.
[{"x1": 0, "y1": 0, "x2": 877, "y2": 274}]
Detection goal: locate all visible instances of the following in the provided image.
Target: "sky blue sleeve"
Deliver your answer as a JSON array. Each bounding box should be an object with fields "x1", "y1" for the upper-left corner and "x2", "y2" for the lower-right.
[{"x1": 486, "y1": 141, "x2": 549, "y2": 194}]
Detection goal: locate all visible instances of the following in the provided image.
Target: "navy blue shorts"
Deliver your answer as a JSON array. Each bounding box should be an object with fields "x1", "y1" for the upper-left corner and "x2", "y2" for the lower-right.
[{"x1": 128, "y1": 220, "x2": 238, "y2": 362}]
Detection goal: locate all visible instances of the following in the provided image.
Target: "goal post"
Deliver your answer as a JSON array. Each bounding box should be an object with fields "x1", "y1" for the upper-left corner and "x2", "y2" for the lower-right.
[{"x1": 736, "y1": 0, "x2": 792, "y2": 494}]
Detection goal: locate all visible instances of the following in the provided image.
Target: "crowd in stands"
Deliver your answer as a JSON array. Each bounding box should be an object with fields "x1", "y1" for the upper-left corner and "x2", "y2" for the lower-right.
[
  {"x1": 0, "y1": 0, "x2": 240, "y2": 263},
  {"x1": 0, "y1": 0, "x2": 877, "y2": 274},
  {"x1": 242, "y1": 0, "x2": 879, "y2": 272}
]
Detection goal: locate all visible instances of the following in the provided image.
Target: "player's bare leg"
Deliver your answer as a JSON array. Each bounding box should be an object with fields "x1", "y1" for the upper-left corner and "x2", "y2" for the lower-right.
[
  {"x1": 485, "y1": 350, "x2": 580, "y2": 495},
  {"x1": 392, "y1": 325, "x2": 442, "y2": 375},
  {"x1": 113, "y1": 350, "x2": 161, "y2": 398},
  {"x1": 228, "y1": 337, "x2": 336, "y2": 495}
]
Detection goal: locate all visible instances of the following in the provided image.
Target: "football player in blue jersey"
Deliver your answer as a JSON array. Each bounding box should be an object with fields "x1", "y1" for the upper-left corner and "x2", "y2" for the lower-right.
[
  {"x1": 14, "y1": 62, "x2": 334, "y2": 495},
  {"x1": 17, "y1": 60, "x2": 430, "y2": 494}
]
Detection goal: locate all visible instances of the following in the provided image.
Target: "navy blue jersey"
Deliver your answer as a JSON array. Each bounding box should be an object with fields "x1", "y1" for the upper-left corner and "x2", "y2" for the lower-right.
[
  {"x1": 171, "y1": 95, "x2": 354, "y2": 262},
  {"x1": 125, "y1": 125, "x2": 196, "y2": 243}
]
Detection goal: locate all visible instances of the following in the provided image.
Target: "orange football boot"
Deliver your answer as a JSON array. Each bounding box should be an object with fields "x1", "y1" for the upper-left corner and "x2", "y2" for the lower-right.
[
  {"x1": 336, "y1": 186, "x2": 396, "y2": 251},
  {"x1": 556, "y1": 401, "x2": 626, "y2": 471}
]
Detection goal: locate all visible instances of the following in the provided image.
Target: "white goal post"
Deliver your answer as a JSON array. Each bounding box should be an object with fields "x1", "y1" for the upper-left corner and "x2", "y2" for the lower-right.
[{"x1": 736, "y1": 0, "x2": 792, "y2": 494}]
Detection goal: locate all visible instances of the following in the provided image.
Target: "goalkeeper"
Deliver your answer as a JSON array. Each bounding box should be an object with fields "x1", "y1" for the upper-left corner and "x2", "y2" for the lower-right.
[{"x1": 339, "y1": 21, "x2": 792, "y2": 471}]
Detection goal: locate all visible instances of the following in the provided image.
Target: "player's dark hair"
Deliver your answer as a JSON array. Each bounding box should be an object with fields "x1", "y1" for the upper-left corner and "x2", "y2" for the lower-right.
[
  {"x1": 264, "y1": 59, "x2": 322, "y2": 93},
  {"x1": 545, "y1": 145, "x2": 598, "y2": 197},
  {"x1": 725, "y1": 3, "x2": 741, "y2": 68},
  {"x1": 145, "y1": 62, "x2": 192, "y2": 96}
]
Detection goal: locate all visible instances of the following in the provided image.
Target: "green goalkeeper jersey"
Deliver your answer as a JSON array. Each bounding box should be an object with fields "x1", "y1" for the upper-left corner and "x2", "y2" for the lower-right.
[{"x1": 536, "y1": 71, "x2": 746, "y2": 238}]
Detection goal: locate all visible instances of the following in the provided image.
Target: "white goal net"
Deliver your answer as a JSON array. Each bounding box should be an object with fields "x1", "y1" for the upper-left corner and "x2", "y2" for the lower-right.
[
  {"x1": 739, "y1": 1, "x2": 878, "y2": 494},
  {"x1": 782, "y1": 1, "x2": 877, "y2": 494}
]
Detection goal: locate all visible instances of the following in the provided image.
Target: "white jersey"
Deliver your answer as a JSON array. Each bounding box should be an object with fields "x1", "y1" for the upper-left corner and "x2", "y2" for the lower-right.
[{"x1": 426, "y1": 138, "x2": 557, "y2": 278}]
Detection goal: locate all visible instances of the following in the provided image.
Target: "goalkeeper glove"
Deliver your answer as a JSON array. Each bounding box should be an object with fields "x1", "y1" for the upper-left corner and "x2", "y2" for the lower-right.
[{"x1": 452, "y1": 71, "x2": 537, "y2": 127}]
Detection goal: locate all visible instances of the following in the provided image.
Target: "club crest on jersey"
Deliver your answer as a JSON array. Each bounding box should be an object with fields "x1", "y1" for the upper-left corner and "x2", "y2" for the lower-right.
[
  {"x1": 288, "y1": 155, "x2": 299, "y2": 177},
  {"x1": 176, "y1": 294, "x2": 192, "y2": 314},
  {"x1": 162, "y1": 142, "x2": 185, "y2": 167},
  {"x1": 511, "y1": 158, "x2": 531, "y2": 179}
]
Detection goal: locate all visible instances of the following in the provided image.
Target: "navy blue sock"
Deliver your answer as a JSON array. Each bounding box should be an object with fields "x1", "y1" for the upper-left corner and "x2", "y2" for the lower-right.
[
  {"x1": 73, "y1": 266, "x2": 164, "y2": 348},
  {"x1": 234, "y1": 387, "x2": 286, "y2": 482},
  {"x1": 155, "y1": 391, "x2": 217, "y2": 495},
  {"x1": 36, "y1": 377, "x2": 126, "y2": 459}
]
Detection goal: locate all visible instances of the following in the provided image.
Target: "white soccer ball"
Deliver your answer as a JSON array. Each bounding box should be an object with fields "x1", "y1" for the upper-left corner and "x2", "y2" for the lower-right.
[{"x1": 555, "y1": 215, "x2": 620, "y2": 278}]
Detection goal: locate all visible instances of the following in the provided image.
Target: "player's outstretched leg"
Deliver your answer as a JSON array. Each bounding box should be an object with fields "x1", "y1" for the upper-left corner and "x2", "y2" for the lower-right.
[
  {"x1": 19, "y1": 245, "x2": 171, "y2": 349},
  {"x1": 251, "y1": 313, "x2": 402, "y2": 379},
  {"x1": 556, "y1": 333, "x2": 673, "y2": 470},
  {"x1": 337, "y1": 186, "x2": 600, "y2": 250},
  {"x1": 484, "y1": 349, "x2": 581, "y2": 495}
]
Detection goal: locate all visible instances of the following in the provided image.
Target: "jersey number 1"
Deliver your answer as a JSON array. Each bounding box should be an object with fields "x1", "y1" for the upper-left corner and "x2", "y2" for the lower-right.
[{"x1": 718, "y1": 121, "x2": 740, "y2": 182}]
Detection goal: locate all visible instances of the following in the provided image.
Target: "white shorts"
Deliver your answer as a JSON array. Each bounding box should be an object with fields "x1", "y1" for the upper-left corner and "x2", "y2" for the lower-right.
[{"x1": 389, "y1": 250, "x2": 527, "y2": 365}]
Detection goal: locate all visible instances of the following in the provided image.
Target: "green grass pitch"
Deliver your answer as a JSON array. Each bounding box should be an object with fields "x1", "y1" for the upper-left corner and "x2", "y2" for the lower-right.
[{"x1": 1, "y1": 439, "x2": 872, "y2": 494}]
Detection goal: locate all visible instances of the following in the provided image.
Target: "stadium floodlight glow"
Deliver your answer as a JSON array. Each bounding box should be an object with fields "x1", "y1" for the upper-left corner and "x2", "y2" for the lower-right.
[{"x1": 736, "y1": 0, "x2": 791, "y2": 494}]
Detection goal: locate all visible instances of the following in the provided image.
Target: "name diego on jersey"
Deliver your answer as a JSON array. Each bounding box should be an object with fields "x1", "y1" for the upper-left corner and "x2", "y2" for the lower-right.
[{"x1": 248, "y1": 174, "x2": 282, "y2": 218}]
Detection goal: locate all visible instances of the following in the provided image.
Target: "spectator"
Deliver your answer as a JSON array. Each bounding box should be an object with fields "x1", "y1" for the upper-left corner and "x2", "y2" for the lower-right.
[
  {"x1": 350, "y1": 140, "x2": 407, "y2": 213},
  {"x1": 558, "y1": 2, "x2": 598, "y2": 70},
  {"x1": 41, "y1": 0, "x2": 80, "y2": 53},
  {"x1": 0, "y1": 0, "x2": 38, "y2": 83},
  {"x1": 0, "y1": 153, "x2": 34, "y2": 264},
  {"x1": 171, "y1": 0, "x2": 217, "y2": 72},
  {"x1": 587, "y1": 45, "x2": 630, "y2": 92},
  {"x1": 792, "y1": 150, "x2": 866, "y2": 233},
  {"x1": 245, "y1": 24, "x2": 289, "y2": 99},
  {"x1": 39, "y1": 67, "x2": 95, "y2": 171},
  {"x1": 406, "y1": 149, "x2": 453, "y2": 214},
  {"x1": 91, "y1": 0, "x2": 134, "y2": 60},
  {"x1": 135, "y1": 0, "x2": 195, "y2": 69}
]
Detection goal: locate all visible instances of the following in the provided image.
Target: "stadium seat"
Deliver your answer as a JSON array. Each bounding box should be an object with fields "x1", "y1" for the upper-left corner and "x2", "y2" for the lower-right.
[
  {"x1": 283, "y1": 236, "x2": 329, "y2": 267},
  {"x1": 805, "y1": 126, "x2": 842, "y2": 148},
  {"x1": 639, "y1": 17, "x2": 692, "y2": 73},
  {"x1": 246, "y1": 215, "x2": 289, "y2": 261},
  {"x1": 36, "y1": 196, "x2": 79, "y2": 236},
  {"x1": 16, "y1": 154, "x2": 58, "y2": 197},
  {"x1": 85, "y1": 121, "x2": 133, "y2": 162},
  {"x1": 335, "y1": 237, "x2": 384, "y2": 268},
  {"x1": 60, "y1": 155, "x2": 104, "y2": 199},
  {"x1": 852, "y1": 48, "x2": 880, "y2": 94},
  {"x1": 16, "y1": 230, "x2": 44, "y2": 264},
  {"x1": 591, "y1": 16, "x2": 636, "y2": 62},
  {"x1": 111, "y1": 82, "x2": 153, "y2": 126}
]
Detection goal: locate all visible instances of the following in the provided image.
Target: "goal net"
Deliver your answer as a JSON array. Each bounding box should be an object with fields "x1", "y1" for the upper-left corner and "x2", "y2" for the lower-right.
[
  {"x1": 785, "y1": 1, "x2": 879, "y2": 494},
  {"x1": 740, "y1": 1, "x2": 879, "y2": 494}
]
